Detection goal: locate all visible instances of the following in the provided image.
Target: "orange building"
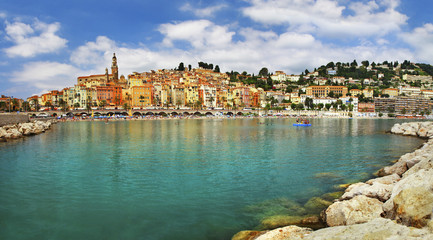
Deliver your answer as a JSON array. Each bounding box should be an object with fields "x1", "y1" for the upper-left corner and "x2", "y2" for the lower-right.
[
  {"x1": 96, "y1": 84, "x2": 122, "y2": 106},
  {"x1": 131, "y1": 84, "x2": 154, "y2": 108},
  {"x1": 306, "y1": 85, "x2": 348, "y2": 98},
  {"x1": 358, "y1": 103, "x2": 375, "y2": 112}
]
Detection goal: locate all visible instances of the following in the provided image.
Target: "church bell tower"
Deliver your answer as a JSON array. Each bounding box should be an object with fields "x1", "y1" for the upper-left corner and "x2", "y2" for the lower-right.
[{"x1": 111, "y1": 53, "x2": 119, "y2": 80}]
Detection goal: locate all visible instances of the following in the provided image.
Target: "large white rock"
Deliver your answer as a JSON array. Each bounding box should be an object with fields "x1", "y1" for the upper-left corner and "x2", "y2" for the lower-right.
[
  {"x1": 366, "y1": 173, "x2": 400, "y2": 185},
  {"x1": 391, "y1": 124, "x2": 404, "y2": 134},
  {"x1": 254, "y1": 225, "x2": 312, "y2": 240},
  {"x1": 300, "y1": 218, "x2": 433, "y2": 240},
  {"x1": 18, "y1": 122, "x2": 35, "y2": 135},
  {"x1": 403, "y1": 155, "x2": 433, "y2": 177},
  {"x1": 325, "y1": 195, "x2": 383, "y2": 227},
  {"x1": 383, "y1": 169, "x2": 433, "y2": 221},
  {"x1": 393, "y1": 187, "x2": 433, "y2": 228},
  {"x1": 341, "y1": 182, "x2": 393, "y2": 202},
  {"x1": 0, "y1": 127, "x2": 6, "y2": 138}
]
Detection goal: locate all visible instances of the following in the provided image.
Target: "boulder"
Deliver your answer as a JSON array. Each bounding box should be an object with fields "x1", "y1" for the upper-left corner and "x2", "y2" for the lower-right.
[
  {"x1": 18, "y1": 122, "x2": 35, "y2": 135},
  {"x1": 254, "y1": 225, "x2": 312, "y2": 240},
  {"x1": 366, "y1": 173, "x2": 400, "y2": 185},
  {"x1": 393, "y1": 187, "x2": 433, "y2": 228},
  {"x1": 377, "y1": 160, "x2": 407, "y2": 177},
  {"x1": 402, "y1": 123, "x2": 419, "y2": 136},
  {"x1": 391, "y1": 123, "x2": 404, "y2": 134},
  {"x1": 7, "y1": 127, "x2": 22, "y2": 138},
  {"x1": 325, "y1": 195, "x2": 383, "y2": 227},
  {"x1": 403, "y1": 155, "x2": 433, "y2": 177},
  {"x1": 300, "y1": 218, "x2": 433, "y2": 240},
  {"x1": 0, "y1": 127, "x2": 6, "y2": 138},
  {"x1": 383, "y1": 169, "x2": 433, "y2": 221}
]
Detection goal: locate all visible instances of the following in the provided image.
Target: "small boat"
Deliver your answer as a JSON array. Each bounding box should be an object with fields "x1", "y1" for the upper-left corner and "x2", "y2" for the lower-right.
[{"x1": 293, "y1": 123, "x2": 311, "y2": 127}]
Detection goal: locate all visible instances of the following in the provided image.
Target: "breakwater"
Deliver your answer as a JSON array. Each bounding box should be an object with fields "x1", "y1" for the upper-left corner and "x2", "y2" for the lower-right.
[
  {"x1": 0, "y1": 114, "x2": 29, "y2": 127},
  {"x1": 234, "y1": 121, "x2": 433, "y2": 240},
  {"x1": 0, "y1": 120, "x2": 55, "y2": 141}
]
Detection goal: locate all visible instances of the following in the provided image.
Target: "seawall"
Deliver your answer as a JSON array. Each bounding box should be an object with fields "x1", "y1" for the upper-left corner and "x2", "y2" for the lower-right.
[
  {"x1": 0, "y1": 114, "x2": 30, "y2": 127},
  {"x1": 233, "y1": 122, "x2": 433, "y2": 240}
]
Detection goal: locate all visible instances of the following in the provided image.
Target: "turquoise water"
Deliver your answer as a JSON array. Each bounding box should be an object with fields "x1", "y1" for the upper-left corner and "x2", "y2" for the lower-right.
[{"x1": 0, "y1": 118, "x2": 424, "y2": 240}]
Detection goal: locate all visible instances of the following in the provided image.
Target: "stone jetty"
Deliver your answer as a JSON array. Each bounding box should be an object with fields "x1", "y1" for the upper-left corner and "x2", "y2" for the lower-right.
[
  {"x1": 233, "y1": 122, "x2": 433, "y2": 240},
  {"x1": 0, "y1": 120, "x2": 56, "y2": 141}
]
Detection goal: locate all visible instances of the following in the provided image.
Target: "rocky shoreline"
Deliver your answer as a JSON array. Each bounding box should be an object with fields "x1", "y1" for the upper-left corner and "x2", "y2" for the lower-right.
[
  {"x1": 233, "y1": 121, "x2": 433, "y2": 240},
  {"x1": 0, "y1": 120, "x2": 56, "y2": 142}
]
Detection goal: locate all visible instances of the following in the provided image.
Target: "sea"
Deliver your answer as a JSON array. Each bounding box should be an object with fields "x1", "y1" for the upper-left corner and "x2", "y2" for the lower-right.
[{"x1": 0, "y1": 118, "x2": 425, "y2": 240}]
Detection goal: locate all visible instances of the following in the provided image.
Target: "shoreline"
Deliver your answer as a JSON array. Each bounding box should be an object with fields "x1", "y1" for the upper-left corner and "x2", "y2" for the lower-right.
[{"x1": 233, "y1": 121, "x2": 433, "y2": 240}]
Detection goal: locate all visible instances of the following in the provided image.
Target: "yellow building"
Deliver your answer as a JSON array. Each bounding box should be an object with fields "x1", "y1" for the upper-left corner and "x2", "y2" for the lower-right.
[
  {"x1": 363, "y1": 88, "x2": 374, "y2": 98},
  {"x1": 306, "y1": 86, "x2": 348, "y2": 98},
  {"x1": 349, "y1": 89, "x2": 362, "y2": 96},
  {"x1": 185, "y1": 84, "x2": 200, "y2": 107},
  {"x1": 131, "y1": 84, "x2": 153, "y2": 108},
  {"x1": 382, "y1": 88, "x2": 399, "y2": 97}
]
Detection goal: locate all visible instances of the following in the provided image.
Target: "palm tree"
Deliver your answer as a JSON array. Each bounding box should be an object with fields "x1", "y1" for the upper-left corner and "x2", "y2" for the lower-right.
[
  {"x1": 86, "y1": 96, "x2": 92, "y2": 114},
  {"x1": 32, "y1": 99, "x2": 40, "y2": 112}
]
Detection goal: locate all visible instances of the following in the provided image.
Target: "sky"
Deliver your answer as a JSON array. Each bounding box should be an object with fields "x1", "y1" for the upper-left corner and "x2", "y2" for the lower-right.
[{"x1": 1, "y1": 0, "x2": 433, "y2": 99}]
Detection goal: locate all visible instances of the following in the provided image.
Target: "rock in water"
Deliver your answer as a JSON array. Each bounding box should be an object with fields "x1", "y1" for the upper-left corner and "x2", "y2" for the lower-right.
[
  {"x1": 325, "y1": 195, "x2": 383, "y2": 227},
  {"x1": 254, "y1": 225, "x2": 312, "y2": 240},
  {"x1": 301, "y1": 218, "x2": 433, "y2": 240}
]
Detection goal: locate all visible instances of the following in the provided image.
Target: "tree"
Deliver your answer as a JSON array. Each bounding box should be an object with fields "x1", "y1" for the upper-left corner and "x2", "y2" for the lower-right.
[
  {"x1": 361, "y1": 60, "x2": 369, "y2": 67},
  {"x1": 188, "y1": 64, "x2": 192, "y2": 71},
  {"x1": 291, "y1": 103, "x2": 297, "y2": 110},
  {"x1": 304, "y1": 97, "x2": 314, "y2": 110},
  {"x1": 259, "y1": 67, "x2": 269, "y2": 77},
  {"x1": 177, "y1": 62, "x2": 185, "y2": 71},
  {"x1": 325, "y1": 103, "x2": 332, "y2": 111},
  {"x1": 32, "y1": 98, "x2": 40, "y2": 112},
  {"x1": 73, "y1": 103, "x2": 80, "y2": 109},
  {"x1": 214, "y1": 65, "x2": 220, "y2": 73},
  {"x1": 318, "y1": 103, "x2": 324, "y2": 111},
  {"x1": 351, "y1": 60, "x2": 358, "y2": 67},
  {"x1": 304, "y1": 69, "x2": 310, "y2": 75},
  {"x1": 99, "y1": 100, "x2": 107, "y2": 108},
  {"x1": 86, "y1": 96, "x2": 92, "y2": 113},
  {"x1": 296, "y1": 103, "x2": 304, "y2": 110},
  {"x1": 123, "y1": 102, "x2": 130, "y2": 111},
  {"x1": 328, "y1": 91, "x2": 335, "y2": 98}
]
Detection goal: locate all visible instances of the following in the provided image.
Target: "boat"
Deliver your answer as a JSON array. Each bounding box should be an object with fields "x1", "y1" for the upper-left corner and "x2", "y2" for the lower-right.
[{"x1": 293, "y1": 123, "x2": 311, "y2": 127}]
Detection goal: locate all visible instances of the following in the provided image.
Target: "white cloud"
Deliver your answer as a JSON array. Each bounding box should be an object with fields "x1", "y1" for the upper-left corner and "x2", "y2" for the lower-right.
[
  {"x1": 401, "y1": 23, "x2": 433, "y2": 63},
  {"x1": 70, "y1": 36, "x2": 117, "y2": 66},
  {"x1": 158, "y1": 20, "x2": 235, "y2": 49},
  {"x1": 10, "y1": 61, "x2": 79, "y2": 90},
  {"x1": 180, "y1": 3, "x2": 227, "y2": 17},
  {"x1": 3, "y1": 19, "x2": 67, "y2": 58},
  {"x1": 0, "y1": 12, "x2": 7, "y2": 19},
  {"x1": 242, "y1": 0, "x2": 408, "y2": 38}
]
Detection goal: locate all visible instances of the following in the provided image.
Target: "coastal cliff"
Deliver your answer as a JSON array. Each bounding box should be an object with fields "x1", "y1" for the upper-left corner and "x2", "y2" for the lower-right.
[
  {"x1": 233, "y1": 122, "x2": 433, "y2": 240},
  {"x1": 0, "y1": 120, "x2": 56, "y2": 142}
]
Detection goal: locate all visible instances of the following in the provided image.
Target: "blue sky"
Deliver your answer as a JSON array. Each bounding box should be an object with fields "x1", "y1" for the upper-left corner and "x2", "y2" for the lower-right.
[{"x1": 1, "y1": 0, "x2": 433, "y2": 99}]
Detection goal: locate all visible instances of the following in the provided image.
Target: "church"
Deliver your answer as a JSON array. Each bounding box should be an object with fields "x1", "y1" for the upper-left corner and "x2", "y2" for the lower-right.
[{"x1": 76, "y1": 53, "x2": 127, "y2": 89}]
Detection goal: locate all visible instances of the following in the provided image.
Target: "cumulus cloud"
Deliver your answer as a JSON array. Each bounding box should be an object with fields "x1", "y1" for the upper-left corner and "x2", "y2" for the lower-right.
[
  {"x1": 10, "y1": 61, "x2": 80, "y2": 91},
  {"x1": 158, "y1": 20, "x2": 235, "y2": 49},
  {"x1": 180, "y1": 3, "x2": 227, "y2": 17},
  {"x1": 401, "y1": 23, "x2": 433, "y2": 63},
  {"x1": 3, "y1": 19, "x2": 67, "y2": 58},
  {"x1": 242, "y1": 0, "x2": 408, "y2": 38},
  {"x1": 70, "y1": 36, "x2": 117, "y2": 66}
]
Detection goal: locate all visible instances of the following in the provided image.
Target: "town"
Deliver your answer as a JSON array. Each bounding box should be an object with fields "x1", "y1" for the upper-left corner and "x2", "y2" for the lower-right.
[{"x1": 2, "y1": 53, "x2": 433, "y2": 118}]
